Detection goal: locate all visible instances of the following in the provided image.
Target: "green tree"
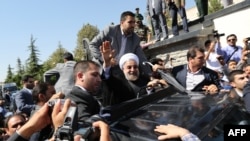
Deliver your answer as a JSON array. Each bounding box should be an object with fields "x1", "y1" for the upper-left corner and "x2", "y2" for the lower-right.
[
  {"x1": 5, "y1": 65, "x2": 14, "y2": 83},
  {"x1": 208, "y1": 0, "x2": 224, "y2": 14},
  {"x1": 12, "y1": 74, "x2": 22, "y2": 89},
  {"x1": 43, "y1": 43, "x2": 66, "y2": 72},
  {"x1": 25, "y1": 35, "x2": 41, "y2": 79},
  {"x1": 14, "y1": 58, "x2": 24, "y2": 88},
  {"x1": 74, "y1": 23, "x2": 99, "y2": 61},
  {"x1": 42, "y1": 43, "x2": 66, "y2": 85},
  {"x1": 16, "y1": 58, "x2": 24, "y2": 74}
]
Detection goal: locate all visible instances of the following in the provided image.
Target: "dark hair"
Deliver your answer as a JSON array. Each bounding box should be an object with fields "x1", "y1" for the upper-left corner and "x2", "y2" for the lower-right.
[
  {"x1": 4, "y1": 113, "x2": 26, "y2": 128},
  {"x1": 22, "y1": 75, "x2": 33, "y2": 82},
  {"x1": 63, "y1": 52, "x2": 74, "y2": 61},
  {"x1": 227, "y1": 60, "x2": 237, "y2": 65},
  {"x1": 226, "y1": 34, "x2": 237, "y2": 40},
  {"x1": 120, "y1": 11, "x2": 135, "y2": 21},
  {"x1": 74, "y1": 60, "x2": 101, "y2": 78},
  {"x1": 228, "y1": 69, "x2": 245, "y2": 82},
  {"x1": 187, "y1": 46, "x2": 205, "y2": 61},
  {"x1": 243, "y1": 63, "x2": 250, "y2": 69},
  {"x1": 204, "y1": 40, "x2": 211, "y2": 48},
  {"x1": 150, "y1": 58, "x2": 164, "y2": 65},
  {"x1": 32, "y1": 82, "x2": 51, "y2": 104}
]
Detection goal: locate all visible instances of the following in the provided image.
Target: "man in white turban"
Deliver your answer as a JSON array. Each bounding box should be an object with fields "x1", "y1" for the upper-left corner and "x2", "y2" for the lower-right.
[
  {"x1": 100, "y1": 41, "x2": 167, "y2": 106},
  {"x1": 119, "y1": 53, "x2": 139, "y2": 69},
  {"x1": 119, "y1": 53, "x2": 140, "y2": 81}
]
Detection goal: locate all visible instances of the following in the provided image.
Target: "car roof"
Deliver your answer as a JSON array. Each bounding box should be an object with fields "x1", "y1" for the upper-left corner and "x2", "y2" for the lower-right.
[{"x1": 102, "y1": 86, "x2": 250, "y2": 141}]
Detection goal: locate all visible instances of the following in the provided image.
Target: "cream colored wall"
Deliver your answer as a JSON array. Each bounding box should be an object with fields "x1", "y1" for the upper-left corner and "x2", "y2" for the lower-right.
[
  {"x1": 185, "y1": 0, "x2": 245, "y2": 21},
  {"x1": 213, "y1": 7, "x2": 250, "y2": 47}
]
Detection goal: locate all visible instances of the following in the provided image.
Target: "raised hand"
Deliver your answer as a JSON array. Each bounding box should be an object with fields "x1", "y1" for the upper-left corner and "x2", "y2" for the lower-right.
[{"x1": 100, "y1": 41, "x2": 116, "y2": 67}]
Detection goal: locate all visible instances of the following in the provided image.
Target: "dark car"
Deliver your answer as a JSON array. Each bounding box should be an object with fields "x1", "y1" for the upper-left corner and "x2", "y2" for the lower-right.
[{"x1": 101, "y1": 85, "x2": 250, "y2": 141}]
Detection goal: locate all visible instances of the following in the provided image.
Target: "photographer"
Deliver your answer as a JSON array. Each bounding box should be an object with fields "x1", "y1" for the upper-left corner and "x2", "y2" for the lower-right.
[
  {"x1": 30, "y1": 82, "x2": 65, "y2": 141},
  {"x1": 215, "y1": 34, "x2": 243, "y2": 64},
  {"x1": 7, "y1": 99, "x2": 71, "y2": 141},
  {"x1": 204, "y1": 39, "x2": 223, "y2": 72},
  {"x1": 228, "y1": 37, "x2": 250, "y2": 71},
  {"x1": 6, "y1": 97, "x2": 111, "y2": 141}
]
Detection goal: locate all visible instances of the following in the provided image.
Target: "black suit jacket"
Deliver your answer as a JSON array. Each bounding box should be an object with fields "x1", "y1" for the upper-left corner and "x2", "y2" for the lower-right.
[
  {"x1": 102, "y1": 72, "x2": 150, "y2": 106},
  {"x1": 66, "y1": 86, "x2": 100, "y2": 122},
  {"x1": 172, "y1": 64, "x2": 222, "y2": 91},
  {"x1": 243, "y1": 81, "x2": 250, "y2": 113}
]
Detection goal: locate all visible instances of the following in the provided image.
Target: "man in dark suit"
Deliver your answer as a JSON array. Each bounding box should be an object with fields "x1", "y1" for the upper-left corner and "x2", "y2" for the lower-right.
[
  {"x1": 44, "y1": 52, "x2": 76, "y2": 96},
  {"x1": 172, "y1": 46, "x2": 221, "y2": 94},
  {"x1": 65, "y1": 60, "x2": 102, "y2": 122},
  {"x1": 14, "y1": 75, "x2": 35, "y2": 116},
  {"x1": 89, "y1": 11, "x2": 151, "y2": 77},
  {"x1": 147, "y1": 0, "x2": 169, "y2": 41},
  {"x1": 227, "y1": 70, "x2": 248, "y2": 105}
]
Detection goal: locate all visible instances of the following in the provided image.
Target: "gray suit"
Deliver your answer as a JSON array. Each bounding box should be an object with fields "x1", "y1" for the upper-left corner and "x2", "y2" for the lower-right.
[
  {"x1": 44, "y1": 60, "x2": 76, "y2": 96},
  {"x1": 147, "y1": 0, "x2": 168, "y2": 40},
  {"x1": 89, "y1": 24, "x2": 151, "y2": 76}
]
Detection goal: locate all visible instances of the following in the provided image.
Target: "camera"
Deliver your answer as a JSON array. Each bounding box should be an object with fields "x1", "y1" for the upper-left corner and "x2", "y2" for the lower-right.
[
  {"x1": 246, "y1": 37, "x2": 250, "y2": 41},
  {"x1": 213, "y1": 30, "x2": 225, "y2": 38},
  {"x1": 48, "y1": 99, "x2": 78, "y2": 141},
  {"x1": 48, "y1": 99, "x2": 103, "y2": 141}
]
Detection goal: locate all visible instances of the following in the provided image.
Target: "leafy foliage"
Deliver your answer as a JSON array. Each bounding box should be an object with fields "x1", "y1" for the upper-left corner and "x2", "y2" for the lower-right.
[
  {"x1": 5, "y1": 65, "x2": 13, "y2": 83},
  {"x1": 208, "y1": 0, "x2": 224, "y2": 14},
  {"x1": 42, "y1": 42, "x2": 67, "y2": 71},
  {"x1": 74, "y1": 23, "x2": 99, "y2": 61}
]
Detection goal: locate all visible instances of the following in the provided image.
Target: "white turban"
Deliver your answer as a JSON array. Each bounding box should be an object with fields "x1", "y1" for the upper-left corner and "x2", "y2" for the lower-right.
[{"x1": 119, "y1": 53, "x2": 139, "y2": 69}]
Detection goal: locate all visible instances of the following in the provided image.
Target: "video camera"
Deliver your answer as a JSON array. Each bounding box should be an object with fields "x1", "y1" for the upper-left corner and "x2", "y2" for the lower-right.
[
  {"x1": 48, "y1": 99, "x2": 78, "y2": 141},
  {"x1": 213, "y1": 30, "x2": 225, "y2": 38},
  {"x1": 48, "y1": 99, "x2": 103, "y2": 141}
]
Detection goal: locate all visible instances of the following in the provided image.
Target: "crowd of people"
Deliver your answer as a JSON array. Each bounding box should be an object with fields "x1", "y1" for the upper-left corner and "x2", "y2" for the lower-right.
[{"x1": 0, "y1": 2, "x2": 250, "y2": 140}]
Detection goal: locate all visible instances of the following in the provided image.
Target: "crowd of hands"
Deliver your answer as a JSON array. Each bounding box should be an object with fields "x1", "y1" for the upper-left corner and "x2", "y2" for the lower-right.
[
  {"x1": 7, "y1": 99, "x2": 111, "y2": 141},
  {"x1": 7, "y1": 98, "x2": 195, "y2": 141}
]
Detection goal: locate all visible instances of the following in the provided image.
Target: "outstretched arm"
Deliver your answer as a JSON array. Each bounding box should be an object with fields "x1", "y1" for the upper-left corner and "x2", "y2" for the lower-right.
[{"x1": 154, "y1": 124, "x2": 200, "y2": 141}]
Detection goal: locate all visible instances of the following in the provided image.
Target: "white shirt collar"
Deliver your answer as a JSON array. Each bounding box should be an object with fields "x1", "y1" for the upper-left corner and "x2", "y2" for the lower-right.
[{"x1": 235, "y1": 89, "x2": 243, "y2": 97}]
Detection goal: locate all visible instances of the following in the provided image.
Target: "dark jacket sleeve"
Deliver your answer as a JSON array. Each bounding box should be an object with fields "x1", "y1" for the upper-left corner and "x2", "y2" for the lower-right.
[
  {"x1": 193, "y1": 67, "x2": 223, "y2": 91},
  {"x1": 15, "y1": 90, "x2": 35, "y2": 116},
  {"x1": 7, "y1": 132, "x2": 28, "y2": 141},
  {"x1": 243, "y1": 81, "x2": 250, "y2": 113}
]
